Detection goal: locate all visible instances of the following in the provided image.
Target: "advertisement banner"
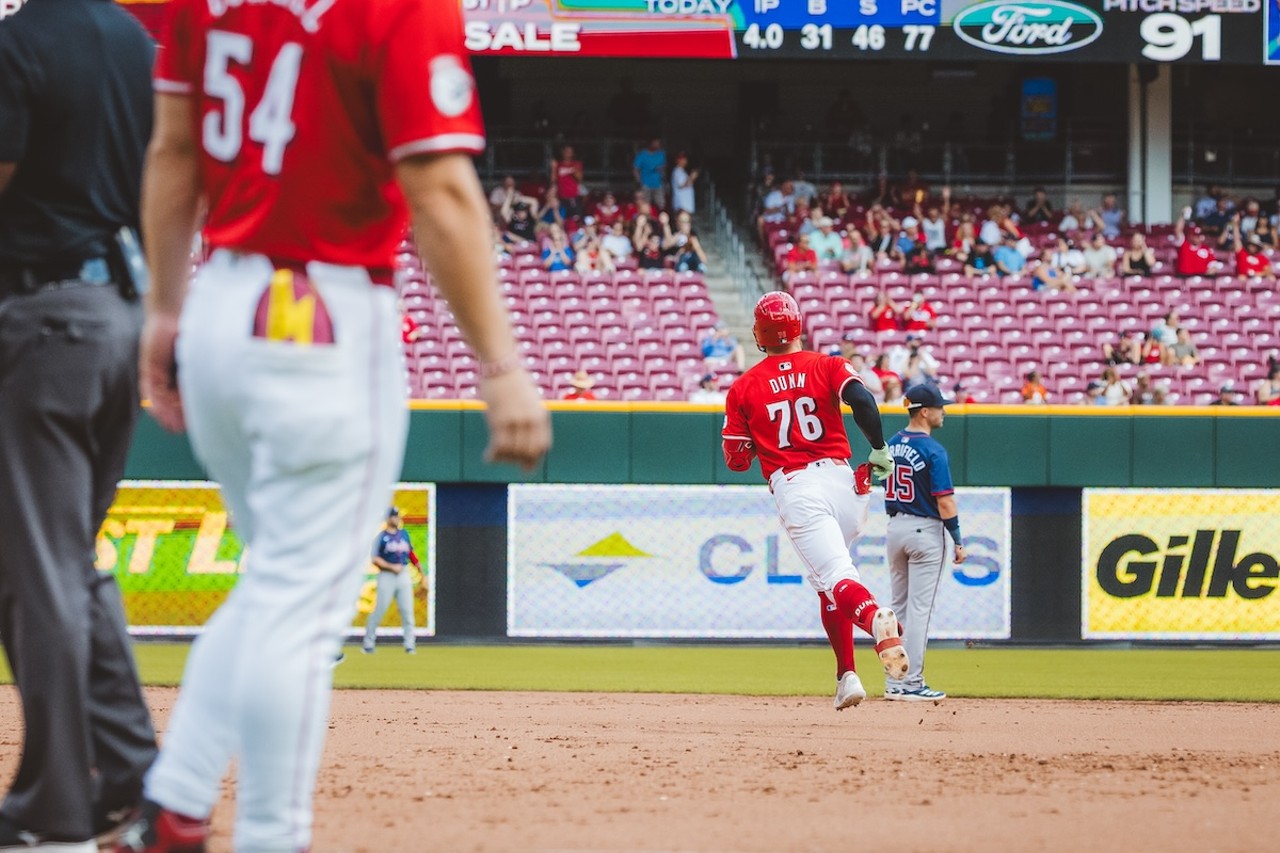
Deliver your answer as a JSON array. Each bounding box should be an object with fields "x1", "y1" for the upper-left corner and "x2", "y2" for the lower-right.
[
  {"x1": 1083, "y1": 490, "x2": 1280, "y2": 640},
  {"x1": 96, "y1": 481, "x2": 436, "y2": 637},
  {"x1": 508, "y1": 484, "x2": 1011, "y2": 638}
]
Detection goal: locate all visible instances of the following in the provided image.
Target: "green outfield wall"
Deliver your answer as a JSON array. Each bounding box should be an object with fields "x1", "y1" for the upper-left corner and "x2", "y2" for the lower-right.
[{"x1": 125, "y1": 403, "x2": 1280, "y2": 488}]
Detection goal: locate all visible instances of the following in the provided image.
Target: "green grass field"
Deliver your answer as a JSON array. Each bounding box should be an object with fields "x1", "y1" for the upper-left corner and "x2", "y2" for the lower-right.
[{"x1": 3, "y1": 643, "x2": 1274, "y2": 702}]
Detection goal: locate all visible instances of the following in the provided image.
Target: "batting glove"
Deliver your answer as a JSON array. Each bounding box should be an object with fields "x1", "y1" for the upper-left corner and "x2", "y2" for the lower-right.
[{"x1": 867, "y1": 446, "x2": 894, "y2": 480}]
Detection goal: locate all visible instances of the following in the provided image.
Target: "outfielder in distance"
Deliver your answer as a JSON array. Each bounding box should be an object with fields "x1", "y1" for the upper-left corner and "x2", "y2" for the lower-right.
[
  {"x1": 123, "y1": 0, "x2": 550, "y2": 848},
  {"x1": 884, "y1": 384, "x2": 966, "y2": 702},
  {"x1": 722, "y1": 291, "x2": 908, "y2": 711},
  {"x1": 363, "y1": 506, "x2": 423, "y2": 655}
]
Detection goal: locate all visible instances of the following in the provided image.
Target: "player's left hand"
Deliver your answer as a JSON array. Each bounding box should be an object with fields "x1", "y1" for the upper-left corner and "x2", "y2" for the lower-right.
[
  {"x1": 140, "y1": 309, "x2": 184, "y2": 432},
  {"x1": 953, "y1": 543, "x2": 967, "y2": 565},
  {"x1": 867, "y1": 446, "x2": 893, "y2": 480}
]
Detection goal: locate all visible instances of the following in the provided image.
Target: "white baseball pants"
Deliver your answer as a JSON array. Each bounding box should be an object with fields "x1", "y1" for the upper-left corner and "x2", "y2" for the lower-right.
[
  {"x1": 885, "y1": 514, "x2": 950, "y2": 690},
  {"x1": 144, "y1": 250, "x2": 408, "y2": 851},
  {"x1": 768, "y1": 459, "x2": 870, "y2": 595},
  {"x1": 363, "y1": 569, "x2": 416, "y2": 651}
]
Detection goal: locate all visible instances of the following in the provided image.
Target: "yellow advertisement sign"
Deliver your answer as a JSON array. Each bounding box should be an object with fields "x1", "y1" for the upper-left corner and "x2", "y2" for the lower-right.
[
  {"x1": 1083, "y1": 490, "x2": 1280, "y2": 640},
  {"x1": 97, "y1": 481, "x2": 435, "y2": 636}
]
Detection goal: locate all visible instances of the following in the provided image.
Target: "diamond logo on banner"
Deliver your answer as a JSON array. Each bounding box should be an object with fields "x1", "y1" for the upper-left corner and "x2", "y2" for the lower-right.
[{"x1": 540, "y1": 532, "x2": 653, "y2": 588}]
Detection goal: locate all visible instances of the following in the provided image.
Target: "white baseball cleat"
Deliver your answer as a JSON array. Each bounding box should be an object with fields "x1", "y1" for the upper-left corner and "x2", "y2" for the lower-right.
[
  {"x1": 833, "y1": 671, "x2": 867, "y2": 710},
  {"x1": 885, "y1": 685, "x2": 946, "y2": 702},
  {"x1": 871, "y1": 607, "x2": 909, "y2": 681}
]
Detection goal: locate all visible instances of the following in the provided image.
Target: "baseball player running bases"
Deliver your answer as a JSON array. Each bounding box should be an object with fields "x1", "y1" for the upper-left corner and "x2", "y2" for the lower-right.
[
  {"x1": 884, "y1": 385, "x2": 965, "y2": 701},
  {"x1": 722, "y1": 292, "x2": 907, "y2": 710}
]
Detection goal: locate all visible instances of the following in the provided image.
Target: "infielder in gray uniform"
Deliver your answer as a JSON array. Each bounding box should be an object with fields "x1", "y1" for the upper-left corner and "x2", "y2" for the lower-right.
[
  {"x1": 363, "y1": 508, "x2": 422, "y2": 654},
  {"x1": 883, "y1": 385, "x2": 967, "y2": 701}
]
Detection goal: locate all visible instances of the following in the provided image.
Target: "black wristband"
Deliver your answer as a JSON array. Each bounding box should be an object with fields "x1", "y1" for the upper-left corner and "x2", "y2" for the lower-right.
[{"x1": 943, "y1": 515, "x2": 962, "y2": 546}]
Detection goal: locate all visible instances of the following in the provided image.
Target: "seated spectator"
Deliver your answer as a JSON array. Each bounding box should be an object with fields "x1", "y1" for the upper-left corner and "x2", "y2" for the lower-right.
[
  {"x1": 563, "y1": 369, "x2": 596, "y2": 401},
  {"x1": 1150, "y1": 310, "x2": 1179, "y2": 348},
  {"x1": 1194, "y1": 184, "x2": 1224, "y2": 220},
  {"x1": 1058, "y1": 199, "x2": 1087, "y2": 234},
  {"x1": 1101, "y1": 330, "x2": 1143, "y2": 365},
  {"x1": 1032, "y1": 249, "x2": 1076, "y2": 293},
  {"x1": 820, "y1": 181, "x2": 851, "y2": 220},
  {"x1": 1148, "y1": 382, "x2": 1171, "y2": 405},
  {"x1": 662, "y1": 211, "x2": 707, "y2": 272},
  {"x1": 1082, "y1": 232, "x2": 1118, "y2": 278},
  {"x1": 398, "y1": 299, "x2": 421, "y2": 345},
  {"x1": 1196, "y1": 195, "x2": 1233, "y2": 238},
  {"x1": 918, "y1": 199, "x2": 950, "y2": 254},
  {"x1": 1024, "y1": 187, "x2": 1054, "y2": 224},
  {"x1": 1139, "y1": 332, "x2": 1167, "y2": 366},
  {"x1": 792, "y1": 172, "x2": 819, "y2": 207},
  {"x1": 901, "y1": 291, "x2": 937, "y2": 332},
  {"x1": 1234, "y1": 230, "x2": 1276, "y2": 280},
  {"x1": 1020, "y1": 370, "x2": 1049, "y2": 404},
  {"x1": 631, "y1": 212, "x2": 655, "y2": 251},
  {"x1": 1100, "y1": 366, "x2": 1132, "y2": 405},
  {"x1": 965, "y1": 241, "x2": 996, "y2": 276},
  {"x1": 1252, "y1": 215, "x2": 1276, "y2": 248},
  {"x1": 601, "y1": 220, "x2": 634, "y2": 262},
  {"x1": 1092, "y1": 193, "x2": 1126, "y2": 239},
  {"x1": 1085, "y1": 379, "x2": 1106, "y2": 405},
  {"x1": 1173, "y1": 209, "x2": 1220, "y2": 277},
  {"x1": 1238, "y1": 198, "x2": 1264, "y2": 234},
  {"x1": 537, "y1": 188, "x2": 565, "y2": 230},
  {"x1": 809, "y1": 217, "x2": 844, "y2": 262},
  {"x1": 865, "y1": 207, "x2": 898, "y2": 259},
  {"x1": 979, "y1": 205, "x2": 1005, "y2": 246},
  {"x1": 1132, "y1": 370, "x2": 1155, "y2": 405},
  {"x1": 952, "y1": 381, "x2": 977, "y2": 404},
  {"x1": 541, "y1": 226, "x2": 575, "y2": 271},
  {"x1": 951, "y1": 214, "x2": 977, "y2": 263},
  {"x1": 868, "y1": 292, "x2": 900, "y2": 334},
  {"x1": 756, "y1": 179, "x2": 795, "y2": 239},
  {"x1": 493, "y1": 223, "x2": 512, "y2": 260},
  {"x1": 844, "y1": 346, "x2": 883, "y2": 398},
  {"x1": 627, "y1": 190, "x2": 657, "y2": 224},
  {"x1": 688, "y1": 373, "x2": 726, "y2": 404},
  {"x1": 1209, "y1": 382, "x2": 1241, "y2": 406},
  {"x1": 490, "y1": 175, "x2": 539, "y2": 223},
  {"x1": 892, "y1": 217, "x2": 924, "y2": 262},
  {"x1": 881, "y1": 375, "x2": 905, "y2": 405},
  {"x1": 841, "y1": 229, "x2": 875, "y2": 274},
  {"x1": 1170, "y1": 327, "x2": 1200, "y2": 367},
  {"x1": 782, "y1": 233, "x2": 817, "y2": 283},
  {"x1": 637, "y1": 233, "x2": 664, "y2": 269},
  {"x1": 571, "y1": 215, "x2": 601, "y2": 253},
  {"x1": 903, "y1": 244, "x2": 934, "y2": 275},
  {"x1": 1254, "y1": 364, "x2": 1280, "y2": 404},
  {"x1": 574, "y1": 231, "x2": 613, "y2": 275},
  {"x1": 1119, "y1": 233, "x2": 1156, "y2": 276},
  {"x1": 871, "y1": 353, "x2": 899, "y2": 389},
  {"x1": 901, "y1": 353, "x2": 936, "y2": 393},
  {"x1": 888, "y1": 335, "x2": 939, "y2": 377},
  {"x1": 894, "y1": 168, "x2": 929, "y2": 208},
  {"x1": 593, "y1": 191, "x2": 623, "y2": 227},
  {"x1": 1049, "y1": 237, "x2": 1086, "y2": 275},
  {"x1": 504, "y1": 202, "x2": 537, "y2": 244},
  {"x1": 701, "y1": 321, "x2": 746, "y2": 372},
  {"x1": 993, "y1": 236, "x2": 1026, "y2": 277},
  {"x1": 797, "y1": 204, "x2": 823, "y2": 238}
]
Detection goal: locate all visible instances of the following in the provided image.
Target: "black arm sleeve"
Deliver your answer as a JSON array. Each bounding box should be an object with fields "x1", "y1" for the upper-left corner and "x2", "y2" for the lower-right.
[{"x1": 841, "y1": 380, "x2": 885, "y2": 449}]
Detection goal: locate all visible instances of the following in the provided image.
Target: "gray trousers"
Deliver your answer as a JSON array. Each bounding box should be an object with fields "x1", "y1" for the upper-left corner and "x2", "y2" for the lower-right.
[
  {"x1": 885, "y1": 514, "x2": 950, "y2": 690},
  {"x1": 0, "y1": 284, "x2": 157, "y2": 837},
  {"x1": 363, "y1": 569, "x2": 415, "y2": 650}
]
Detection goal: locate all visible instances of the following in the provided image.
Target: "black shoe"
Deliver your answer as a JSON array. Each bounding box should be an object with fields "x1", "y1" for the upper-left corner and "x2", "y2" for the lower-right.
[{"x1": 0, "y1": 813, "x2": 95, "y2": 851}]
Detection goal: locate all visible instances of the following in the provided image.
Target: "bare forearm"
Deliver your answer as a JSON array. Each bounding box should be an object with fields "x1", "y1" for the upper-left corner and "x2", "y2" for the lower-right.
[
  {"x1": 937, "y1": 494, "x2": 958, "y2": 520},
  {"x1": 399, "y1": 154, "x2": 515, "y2": 364},
  {"x1": 141, "y1": 107, "x2": 201, "y2": 314}
]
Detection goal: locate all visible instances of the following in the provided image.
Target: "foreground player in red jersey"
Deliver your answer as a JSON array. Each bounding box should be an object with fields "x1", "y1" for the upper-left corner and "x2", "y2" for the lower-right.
[
  {"x1": 118, "y1": 0, "x2": 550, "y2": 849},
  {"x1": 722, "y1": 292, "x2": 907, "y2": 710}
]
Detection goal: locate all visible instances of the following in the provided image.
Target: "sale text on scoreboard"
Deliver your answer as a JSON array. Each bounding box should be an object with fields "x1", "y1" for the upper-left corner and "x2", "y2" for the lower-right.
[{"x1": 461, "y1": 0, "x2": 1270, "y2": 64}]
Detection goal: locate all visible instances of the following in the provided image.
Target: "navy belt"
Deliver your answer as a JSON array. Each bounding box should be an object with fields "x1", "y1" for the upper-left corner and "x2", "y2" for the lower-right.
[{"x1": 0, "y1": 257, "x2": 113, "y2": 297}]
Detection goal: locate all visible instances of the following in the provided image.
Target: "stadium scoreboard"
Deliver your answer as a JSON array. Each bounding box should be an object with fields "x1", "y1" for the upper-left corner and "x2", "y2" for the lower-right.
[{"x1": 461, "y1": 0, "x2": 1278, "y2": 64}]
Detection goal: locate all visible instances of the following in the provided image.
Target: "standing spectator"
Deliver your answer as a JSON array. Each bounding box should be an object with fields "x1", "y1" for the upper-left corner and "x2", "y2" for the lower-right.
[
  {"x1": 563, "y1": 369, "x2": 597, "y2": 400},
  {"x1": 809, "y1": 217, "x2": 843, "y2": 262},
  {"x1": 1234, "y1": 228, "x2": 1276, "y2": 280},
  {"x1": 782, "y1": 234, "x2": 817, "y2": 283},
  {"x1": 601, "y1": 219, "x2": 634, "y2": 263},
  {"x1": 993, "y1": 235, "x2": 1026, "y2": 277},
  {"x1": 701, "y1": 321, "x2": 746, "y2": 372},
  {"x1": 1209, "y1": 383, "x2": 1241, "y2": 406},
  {"x1": 633, "y1": 136, "x2": 667, "y2": 208},
  {"x1": 1024, "y1": 187, "x2": 1054, "y2": 224},
  {"x1": 1254, "y1": 365, "x2": 1280, "y2": 405},
  {"x1": 670, "y1": 151, "x2": 698, "y2": 214},
  {"x1": 1120, "y1": 232, "x2": 1156, "y2": 276},
  {"x1": 1170, "y1": 327, "x2": 1200, "y2": 367},
  {"x1": 901, "y1": 291, "x2": 937, "y2": 333},
  {"x1": 542, "y1": 226, "x2": 575, "y2": 271},
  {"x1": 550, "y1": 145, "x2": 584, "y2": 217},
  {"x1": 868, "y1": 291, "x2": 900, "y2": 334},
  {"x1": 361, "y1": 508, "x2": 422, "y2": 655},
  {"x1": 883, "y1": 384, "x2": 965, "y2": 702},
  {"x1": 1173, "y1": 209, "x2": 1219, "y2": 277},
  {"x1": 130, "y1": 0, "x2": 550, "y2": 844},
  {"x1": 1083, "y1": 231, "x2": 1118, "y2": 278},
  {"x1": 0, "y1": 1, "x2": 158, "y2": 845},
  {"x1": 841, "y1": 228, "x2": 875, "y2": 274},
  {"x1": 1092, "y1": 193, "x2": 1126, "y2": 239},
  {"x1": 1020, "y1": 370, "x2": 1049, "y2": 404},
  {"x1": 1101, "y1": 366, "x2": 1133, "y2": 405},
  {"x1": 688, "y1": 373, "x2": 727, "y2": 404},
  {"x1": 964, "y1": 241, "x2": 996, "y2": 276}
]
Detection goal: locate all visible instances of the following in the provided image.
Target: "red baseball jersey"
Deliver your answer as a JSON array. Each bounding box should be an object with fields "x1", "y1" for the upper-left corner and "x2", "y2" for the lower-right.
[
  {"x1": 155, "y1": 0, "x2": 485, "y2": 271},
  {"x1": 723, "y1": 351, "x2": 862, "y2": 481}
]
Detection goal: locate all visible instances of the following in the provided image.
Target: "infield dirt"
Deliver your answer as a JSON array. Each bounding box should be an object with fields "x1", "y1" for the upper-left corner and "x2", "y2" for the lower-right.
[{"x1": 1, "y1": 687, "x2": 1276, "y2": 852}]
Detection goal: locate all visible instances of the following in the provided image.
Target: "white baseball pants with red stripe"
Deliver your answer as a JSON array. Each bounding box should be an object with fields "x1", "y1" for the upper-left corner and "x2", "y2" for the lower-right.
[
  {"x1": 768, "y1": 459, "x2": 871, "y2": 594},
  {"x1": 144, "y1": 250, "x2": 408, "y2": 851}
]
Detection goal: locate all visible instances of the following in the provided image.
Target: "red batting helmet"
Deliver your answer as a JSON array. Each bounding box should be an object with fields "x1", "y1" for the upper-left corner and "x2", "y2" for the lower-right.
[{"x1": 752, "y1": 291, "x2": 803, "y2": 350}]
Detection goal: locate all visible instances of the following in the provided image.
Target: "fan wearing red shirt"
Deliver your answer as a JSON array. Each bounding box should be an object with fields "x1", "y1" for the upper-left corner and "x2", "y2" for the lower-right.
[
  {"x1": 868, "y1": 291, "x2": 899, "y2": 333},
  {"x1": 130, "y1": 0, "x2": 550, "y2": 846},
  {"x1": 551, "y1": 144, "x2": 583, "y2": 216},
  {"x1": 1174, "y1": 213, "x2": 1217, "y2": 277},
  {"x1": 1234, "y1": 231, "x2": 1276, "y2": 280},
  {"x1": 901, "y1": 291, "x2": 937, "y2": 333},
  {"x1": 722, "y1": 292, "x2": 907, "y2": 711},
  {"x1": 783, "y1": 234, "x2": 818, "y2": 282}
]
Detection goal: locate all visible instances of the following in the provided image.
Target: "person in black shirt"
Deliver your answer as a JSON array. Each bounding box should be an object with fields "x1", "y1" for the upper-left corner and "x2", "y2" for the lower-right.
[{"x1": 0, "y1": 0, "x2": 157, "y2": 845}]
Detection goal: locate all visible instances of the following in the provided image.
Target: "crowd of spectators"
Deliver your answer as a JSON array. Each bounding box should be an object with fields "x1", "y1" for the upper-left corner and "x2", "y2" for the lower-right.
[{"x1": 757, "y1": 174, "x2": 1280, "y2": 406}]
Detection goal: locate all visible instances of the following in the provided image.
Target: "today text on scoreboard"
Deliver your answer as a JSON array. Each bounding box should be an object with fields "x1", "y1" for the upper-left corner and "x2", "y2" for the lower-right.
[{"x1": 460, "y1": 0, "x2": 1276, "y2": 65}]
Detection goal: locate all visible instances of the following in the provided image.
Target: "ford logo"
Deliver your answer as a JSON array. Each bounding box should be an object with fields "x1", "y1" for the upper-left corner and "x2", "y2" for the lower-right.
[{"x1": 952, "y1": 0, "x2": 1103, "y2": 55}]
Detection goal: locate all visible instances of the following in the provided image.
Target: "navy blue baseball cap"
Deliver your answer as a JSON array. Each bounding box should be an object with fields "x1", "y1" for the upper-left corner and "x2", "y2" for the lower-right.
[
  {"x1": 387, "y1": 506, "x2": 401, "y2": 517},
  {"x1": 905, "y1": 385, "x2": 953, "y2": 410}
]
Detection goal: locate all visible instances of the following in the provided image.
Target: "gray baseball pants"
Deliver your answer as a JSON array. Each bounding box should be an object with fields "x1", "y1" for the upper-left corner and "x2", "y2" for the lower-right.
[
  {"x1": 885, "y1": 514, "x2": 950, "y2": 690},
  {"x1": 363, "y1": 569, "x2": 415, "y2": 651}
]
